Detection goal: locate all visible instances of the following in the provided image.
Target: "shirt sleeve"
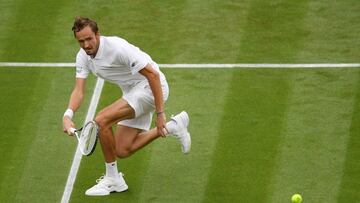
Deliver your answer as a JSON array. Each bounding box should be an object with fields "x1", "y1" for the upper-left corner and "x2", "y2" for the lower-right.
[
  {"x1": 119, "y1": 42, "x2": 149, "y2": 75},
  {"x1": 75, "y1": 50, "x2": 90, "y2": 78}
]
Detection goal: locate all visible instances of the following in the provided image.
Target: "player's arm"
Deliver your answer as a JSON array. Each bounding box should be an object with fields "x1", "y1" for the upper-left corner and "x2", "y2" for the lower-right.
[
  {"x1": 68, "y1": 78, "x2": 87, "y2": 111},
  {"x1": 63, "y1": 78, "x2": 87, "y2": 135},
  {"x1": 139, "y1": 64, "x2": 167, "y2": 136}
]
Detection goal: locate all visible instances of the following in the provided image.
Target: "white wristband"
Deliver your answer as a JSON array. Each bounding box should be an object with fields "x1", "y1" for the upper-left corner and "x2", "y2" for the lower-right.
[{"x1": 63, "y1": 109, "x2": 74, "y2": 119}]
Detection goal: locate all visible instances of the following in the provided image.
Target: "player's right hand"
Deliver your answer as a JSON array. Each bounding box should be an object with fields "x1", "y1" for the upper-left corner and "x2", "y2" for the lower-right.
[{"x1": 63, "y1": 116, "x2": 75, "y2": 136}]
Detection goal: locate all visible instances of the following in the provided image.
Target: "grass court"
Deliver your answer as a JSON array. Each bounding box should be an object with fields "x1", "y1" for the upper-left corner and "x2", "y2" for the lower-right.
[{"x1": 0, "y1": 0, "x2": 359, "y2": 202}]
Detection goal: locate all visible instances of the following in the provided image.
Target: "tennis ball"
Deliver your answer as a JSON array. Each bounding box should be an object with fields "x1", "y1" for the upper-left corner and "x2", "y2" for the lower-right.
[{"x1": 291, "y1": 194, "x2": 302, "y2": 203}]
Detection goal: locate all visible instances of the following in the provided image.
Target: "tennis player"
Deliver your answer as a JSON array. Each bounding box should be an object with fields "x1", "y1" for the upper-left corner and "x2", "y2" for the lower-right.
[{"x1": 62, "y1": 17, "x2": 191, "y2": 196}]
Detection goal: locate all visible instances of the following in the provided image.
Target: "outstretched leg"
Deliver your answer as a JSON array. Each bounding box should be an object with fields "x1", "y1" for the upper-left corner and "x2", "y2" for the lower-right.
[
  {"x1": 115, "y1": 111, "x2": 191, "y2": 157},
  {"x1": 115, "y1": 125, "x2": 162, "y2": 158}
]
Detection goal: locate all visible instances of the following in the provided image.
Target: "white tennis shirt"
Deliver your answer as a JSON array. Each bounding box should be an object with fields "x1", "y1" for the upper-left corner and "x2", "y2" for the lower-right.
[{"x1": 75, "y1": 36, "x2": 166, "y2": 93}]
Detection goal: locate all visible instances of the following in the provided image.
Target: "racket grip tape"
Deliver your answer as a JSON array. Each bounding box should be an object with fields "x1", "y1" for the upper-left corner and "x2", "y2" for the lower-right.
[{"x1": 69, "y1": 128, "x2": 76, "y2": 135}]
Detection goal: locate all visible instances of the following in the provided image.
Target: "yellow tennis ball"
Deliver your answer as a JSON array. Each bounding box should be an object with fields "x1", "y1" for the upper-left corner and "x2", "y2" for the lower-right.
[{"x1": 291, "y1": 194, "x2": 302, "y2": 203}]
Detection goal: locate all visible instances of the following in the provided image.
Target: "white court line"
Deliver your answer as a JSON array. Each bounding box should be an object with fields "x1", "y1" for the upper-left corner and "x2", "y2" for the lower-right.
[
  {"x1": 0, "y1": 62, "x2": 75, "y2": 67},
  {"x1": 60, "y1": 78, "x2": 104, "y2": 203},
  {"x1": 160, "y1": 63, "x2": 360, "y2": 68},
  {"x1": 0, "y1": 62, "x2": 359, "y2": 68}
]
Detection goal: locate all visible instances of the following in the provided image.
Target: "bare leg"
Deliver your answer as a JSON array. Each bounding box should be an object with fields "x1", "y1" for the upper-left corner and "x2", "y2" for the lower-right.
[
  {"x1": 115, "y1": 125, "x2": 163, "y2": 158},
  {"x1": 94, "y1": 98, "x2": 135, "y2": 163}
]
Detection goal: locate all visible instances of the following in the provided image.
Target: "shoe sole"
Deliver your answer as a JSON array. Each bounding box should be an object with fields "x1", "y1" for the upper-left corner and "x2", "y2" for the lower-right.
[
  {"x1": 182, "y1": 131, "x2": 191, "y2": 154},
  {"x1": 85, "y1": 184, "x2": 129, "y2": 196},
  {"x1": 180, "y1": 111, "x2": 191, "y2": 154}
]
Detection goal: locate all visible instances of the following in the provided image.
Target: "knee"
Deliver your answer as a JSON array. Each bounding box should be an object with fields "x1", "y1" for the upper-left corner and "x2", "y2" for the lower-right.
[
  {"x1": 94, "y1": 114, "x2": 110, "y2": 129},
  {"x1": 116, "y1": 148, "x2": 132, "y2": 159}
]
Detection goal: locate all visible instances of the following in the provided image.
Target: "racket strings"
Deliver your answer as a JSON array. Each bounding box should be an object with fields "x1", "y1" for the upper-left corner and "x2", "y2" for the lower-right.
[
  {"x1": 79, "y1": 121, "x2": 99, "y2": 155},
  {"x1": 85, "y1": 126, "x2": 96, "y2": 150}
]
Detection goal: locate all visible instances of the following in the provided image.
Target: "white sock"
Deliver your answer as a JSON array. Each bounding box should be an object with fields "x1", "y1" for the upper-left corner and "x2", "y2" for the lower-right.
[
  {"x1": 165, "y1": 120, "x2": 177, "y2": 135},
  {"x1": 105, "y1": 161, "x2": 119, "y2": 179}
]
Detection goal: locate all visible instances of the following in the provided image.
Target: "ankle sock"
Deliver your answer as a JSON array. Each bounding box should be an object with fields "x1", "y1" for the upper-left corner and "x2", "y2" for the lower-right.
[{"x1": 105, "y1": 161, "x2": 119, "y2": 178}]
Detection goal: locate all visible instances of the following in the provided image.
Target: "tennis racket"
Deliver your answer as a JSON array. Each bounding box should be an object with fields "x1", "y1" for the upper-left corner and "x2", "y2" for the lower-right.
[{"x1": 69, "y1": 120, "x2": 99, "y2": 156}]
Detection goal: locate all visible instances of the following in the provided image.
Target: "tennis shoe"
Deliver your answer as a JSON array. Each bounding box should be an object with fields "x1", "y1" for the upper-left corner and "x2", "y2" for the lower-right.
[
  {"x1": 85, "y1": 173, "x2": 128, "y2": 196},
  {"x1": 169, "y1": 111, "x2": 191, "y2": 154}
]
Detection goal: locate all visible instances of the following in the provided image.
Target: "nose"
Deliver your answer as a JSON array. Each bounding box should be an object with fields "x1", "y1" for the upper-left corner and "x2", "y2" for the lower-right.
[{"x1": 84, "y1": 41, "x2": 90, "y2": 49}]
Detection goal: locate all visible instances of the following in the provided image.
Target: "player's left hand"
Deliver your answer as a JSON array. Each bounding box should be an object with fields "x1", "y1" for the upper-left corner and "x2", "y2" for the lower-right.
[{"x1": 156, "y1": 112, "x2": 167, "y2": 137}]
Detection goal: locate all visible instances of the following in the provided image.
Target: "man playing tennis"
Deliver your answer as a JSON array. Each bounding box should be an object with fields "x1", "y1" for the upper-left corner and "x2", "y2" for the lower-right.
[{"x1": 62, "y1": 17, "x2": 191, "y2": 196}]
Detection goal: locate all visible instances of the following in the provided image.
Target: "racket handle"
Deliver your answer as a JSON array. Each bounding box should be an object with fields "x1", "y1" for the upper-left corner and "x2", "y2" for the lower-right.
[{"x1": 69, "y1": 127, "x2": 76, "y2": 135}]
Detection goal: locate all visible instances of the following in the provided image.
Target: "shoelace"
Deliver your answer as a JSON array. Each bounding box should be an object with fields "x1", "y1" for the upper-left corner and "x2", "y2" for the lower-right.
[
  {"x1": 95, "y1": 173, "x2": 125, "y2": 184},
  {"x1": 95, "y1": 175, "x2": 105, "y2": 184}
]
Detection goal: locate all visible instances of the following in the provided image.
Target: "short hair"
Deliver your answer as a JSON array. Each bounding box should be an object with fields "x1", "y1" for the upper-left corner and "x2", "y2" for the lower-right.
[{"x1": 72, "y1": 16, "x2": 99, "y2": 36}]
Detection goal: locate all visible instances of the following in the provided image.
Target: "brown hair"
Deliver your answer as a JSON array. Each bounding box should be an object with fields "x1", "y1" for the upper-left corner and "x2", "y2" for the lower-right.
[{"x1": 72, "y1": 16, "x2": 99, "y2": 37}]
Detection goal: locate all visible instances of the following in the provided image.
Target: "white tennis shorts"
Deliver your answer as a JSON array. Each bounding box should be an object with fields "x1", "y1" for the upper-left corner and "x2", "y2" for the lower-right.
[{"x1": 118, "y1": 80, "x2": 169, "y2": 130}]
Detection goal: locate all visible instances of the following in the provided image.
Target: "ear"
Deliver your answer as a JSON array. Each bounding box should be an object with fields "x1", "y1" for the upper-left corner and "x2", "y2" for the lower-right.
[{"x1": 74, "y1": 31, "x2": 80, "y2": 39}]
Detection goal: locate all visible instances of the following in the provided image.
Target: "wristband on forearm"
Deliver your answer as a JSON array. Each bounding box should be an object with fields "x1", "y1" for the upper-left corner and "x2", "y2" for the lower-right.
[{"x1": 63, "y1": 109, "x2": 74, "y2": 119}]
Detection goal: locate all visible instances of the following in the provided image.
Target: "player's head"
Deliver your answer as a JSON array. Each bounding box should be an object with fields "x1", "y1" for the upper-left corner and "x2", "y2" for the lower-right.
[{"x1": 72, "y1": 17, "x2": 100, "y2": 57}]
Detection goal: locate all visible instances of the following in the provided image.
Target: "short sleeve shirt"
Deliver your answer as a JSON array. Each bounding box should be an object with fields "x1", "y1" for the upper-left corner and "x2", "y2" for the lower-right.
[{"x1": 75, "y1": 36, "x2": 166, "y2": 92}]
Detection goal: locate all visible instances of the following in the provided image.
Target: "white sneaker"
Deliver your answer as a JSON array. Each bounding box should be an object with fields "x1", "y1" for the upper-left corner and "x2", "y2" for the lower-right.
[
  {"x1": 169, "y1": 111, "x2": 191, "y2": 154},
  {"x1": 85, "y1": 173, "x2": 128, "y2": 196}
]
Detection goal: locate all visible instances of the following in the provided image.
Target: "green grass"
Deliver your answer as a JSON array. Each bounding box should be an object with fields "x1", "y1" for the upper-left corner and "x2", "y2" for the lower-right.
[
  {"x1": 203, "y1": 69, "x2": 291, "y2": 202},
  {"x1": 337, "y1": 71, "x2": 360, "y2": 202},
  {"x1": 0, "y1": 67, "x2": 96, "y2": 202},
  {"x1": 0, "y1": 0, "x2": 359, "y2": 202}
]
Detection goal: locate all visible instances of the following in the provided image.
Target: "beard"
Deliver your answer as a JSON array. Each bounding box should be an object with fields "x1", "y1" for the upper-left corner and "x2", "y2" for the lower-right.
[{"x1": 85, "y1": 48, "x2": 93, "y2": 55}]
